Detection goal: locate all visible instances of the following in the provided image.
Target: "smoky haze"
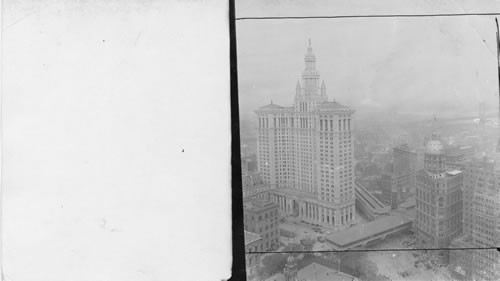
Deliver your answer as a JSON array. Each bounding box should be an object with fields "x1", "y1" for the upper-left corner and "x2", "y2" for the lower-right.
[{"x1": 237, "y1": 16, "x2": 500, "y2": 130}]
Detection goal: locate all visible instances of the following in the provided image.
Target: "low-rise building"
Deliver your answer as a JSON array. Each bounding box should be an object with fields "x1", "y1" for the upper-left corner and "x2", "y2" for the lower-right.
[
  {"x1": 244, "y1": 198, "x2": 280, "y2": 251},
  {"x1": 265, "y1": 257, "x2": 359, "y2": 281},
  {"x1": 245, "y1": 231, "x2": 262, "y2": 279},
  {"x1": 325, "y1": 215, "x2": 412, "y2": 250},
  {"x1": 243, "y1": 171, "x2": 269, "y2": 201},
  {"x1": 445, "y1": 145, "x2": 474, "y2": 170}
]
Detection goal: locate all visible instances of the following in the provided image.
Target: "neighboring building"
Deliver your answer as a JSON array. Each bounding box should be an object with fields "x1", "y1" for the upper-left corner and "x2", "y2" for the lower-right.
[
  {"x1": 256, "y1": 41, "x2": 356, "y2": 230},
  {"x1": 415, "y1": 133, "x2": 463, "y2": 264},
  {"x1": 449, "y1": 155, "x2": 500, "y2": 281},
  {"x1": 462, "y1": 158, "x2": 494, "y2": 237},
  {"x1": 244, "y1": 231, "x2": 262, "y2": 279},
  {"x1": 265, "y1": 256, "x2": 359, "y2": 281},
  {"x1": 243, "y1": 171, "x2": 270, "y2": 201},
  {"x1": 244, "y1": 199, "x2": 279, "y2": 251},
  {"x1": 394, "y1": 133, "x2": 410, "y2": 147},
  {"x1": 445, "y1": 145, "x2": 475, "y2": 170},
  {"x1": 470, "y1": 161, "x2": 500, "y2": 281},
  {"x1": 379, "y1": 172, "x2": 410, "y2": 209},
  {"x1": 393, "y1": 143, "x2": 418, "y2": 192},
  {"x1": 416, "y1": 148, "x2": 425, "y2": 171}
]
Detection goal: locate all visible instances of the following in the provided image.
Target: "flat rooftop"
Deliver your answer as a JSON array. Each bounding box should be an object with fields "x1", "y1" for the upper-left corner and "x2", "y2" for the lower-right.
[{"x1": 326, "y1": 215, "x2": 411, "y2": 247}]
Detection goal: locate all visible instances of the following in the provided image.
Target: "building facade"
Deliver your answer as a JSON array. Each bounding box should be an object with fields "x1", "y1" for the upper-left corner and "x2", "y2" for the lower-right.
[
  {"x1": 415, "y1": 133, "x2": 463, "y2": 264},
  {"x1": 462, "y1": 158, "x2": 494, "y2": 237},
  {"x1": 256, "y1": 41, "x2": 355, "y2": 230},
  {"x1": 449, "y1": 156, "x2": 500, "y2": 281},
  {"x1": 393, "y1": 143, "x2": 417, "y2": 193},
  {"x1": 243, "y1": 199, "x2": 279, "y2": 251},
  {"x1": 445, "y1": 145, "x2": 475, "y2": 170},
  {"x1": 470, "y1": 160, "x2": 500, "y2": 281},
  {"x1": 244, "y1": 231, "x2": 262, "y2": 280},
  {"x1": 380, "y1": 172, "x2": 410, "y2": 209},
  {"x1": 243, "y1": 171, "x2": 270, "y2": 201}
]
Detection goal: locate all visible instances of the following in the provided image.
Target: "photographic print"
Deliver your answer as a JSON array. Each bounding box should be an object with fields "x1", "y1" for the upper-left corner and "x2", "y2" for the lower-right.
[{"x1": 236, "y1": 1, "x2": 500, "y2": 280}]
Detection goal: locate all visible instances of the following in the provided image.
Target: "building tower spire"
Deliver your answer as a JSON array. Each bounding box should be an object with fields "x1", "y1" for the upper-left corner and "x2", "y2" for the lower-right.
[
  {"x1": 296, "y1": 80, "x2": 301, "y2": 97},
  {"x1": 321, "y1": 80, "x2": 326, "y2": 96},
  {"x1": 302, "y1": 39, "x2": 320, "y2": 96}
]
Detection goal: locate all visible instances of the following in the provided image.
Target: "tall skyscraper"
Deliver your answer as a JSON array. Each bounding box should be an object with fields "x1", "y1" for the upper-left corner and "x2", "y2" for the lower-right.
[
  {"x1": 462, "y1": 158, "x2": 494, "y2": 237},
  {"x1": 255, "y1": 41, "x2": 355, "y2": 230},
  {"x1": 470, "y1": 166, "x2": 500, "y2": 280},
  {"x1": 449, "y1": 19, "x2": 500, "y2": 280},
  {"x1": 415, "y1": 133, "x2": 463, "y2": 264},
  {"x1": 393, "y1": 144, "x2": 417, "y2": 178},
  {"x1": 392, "y1": 143, "x2": 418, "y2": 203},
  {"x1": 450, "y1": 156, "x2": 499, "y2": 281},
  {"x1": 465, "y1": 18, "x2": 500, "y2": 280},
  {"x1": 379, "y1": 172, "x2": 409, "y2": 209}
]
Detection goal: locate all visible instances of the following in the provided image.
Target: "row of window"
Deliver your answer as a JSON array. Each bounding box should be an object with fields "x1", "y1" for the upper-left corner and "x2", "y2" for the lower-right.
[
  {"x1": 246, "y1": 237, "x2": 279, "y2": 253},
  {"x1": 319, "y1": 118, "x2": 351, "y2": 131},
  {"x1": 257, "y1": 117, "x2": 354, "y2": 132}
]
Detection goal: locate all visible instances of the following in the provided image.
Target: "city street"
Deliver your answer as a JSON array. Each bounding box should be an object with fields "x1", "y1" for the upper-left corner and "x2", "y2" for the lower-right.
[{"x1": 365, "y1": 232, "x2": 454, "y2": 281}]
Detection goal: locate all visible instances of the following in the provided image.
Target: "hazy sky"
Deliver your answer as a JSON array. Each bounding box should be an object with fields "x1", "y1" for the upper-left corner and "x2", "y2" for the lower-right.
[{"x1": 236, "y1": 1, "x2": 500, "y2": 121}]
